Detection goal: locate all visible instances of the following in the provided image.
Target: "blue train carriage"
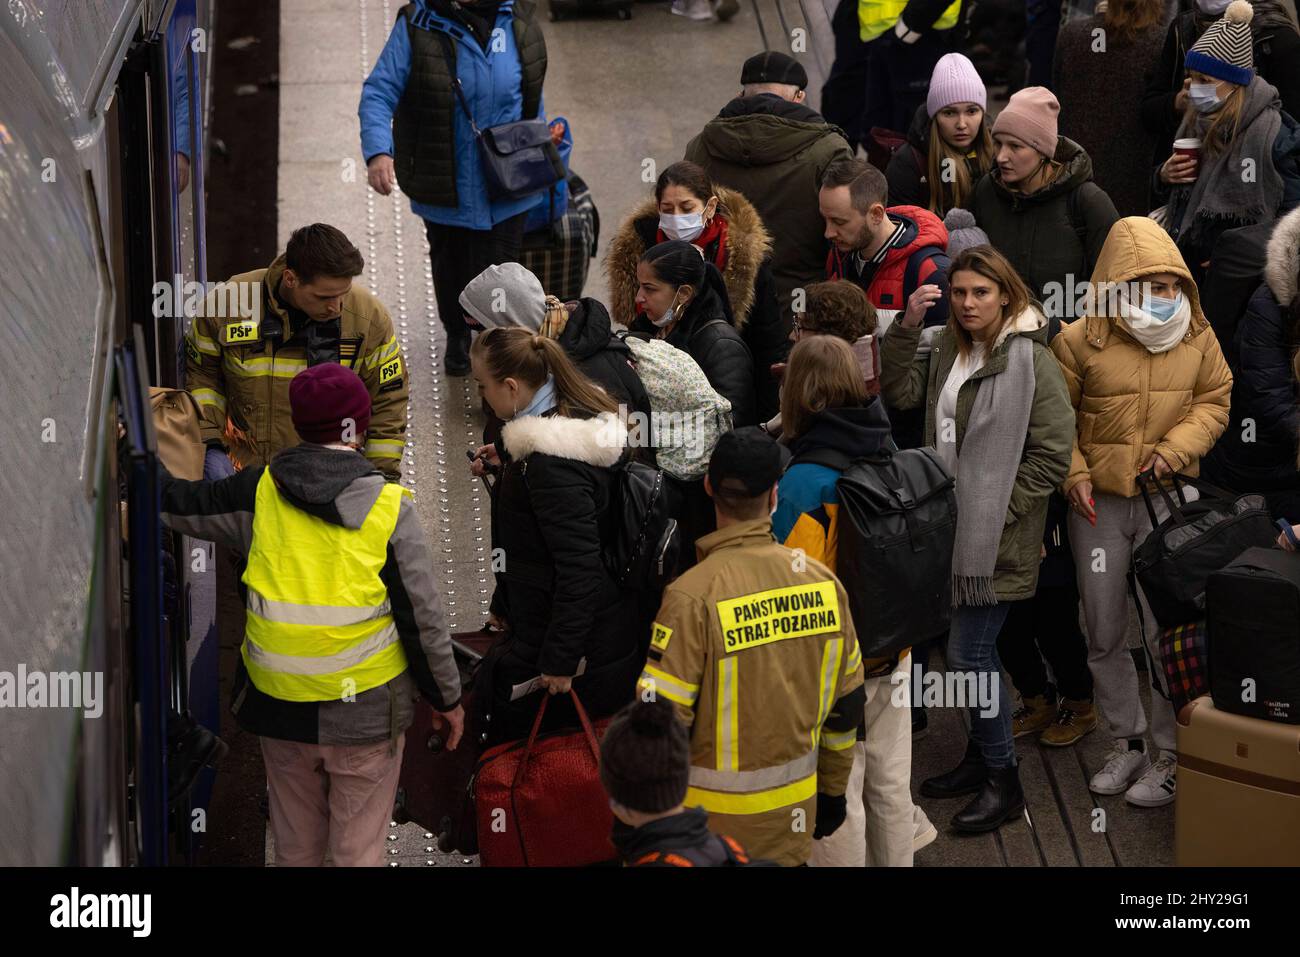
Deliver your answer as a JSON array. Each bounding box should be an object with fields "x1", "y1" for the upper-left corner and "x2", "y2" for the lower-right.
[{"x1": 0, "y1": 0, "x2": 217, "y2": 867}]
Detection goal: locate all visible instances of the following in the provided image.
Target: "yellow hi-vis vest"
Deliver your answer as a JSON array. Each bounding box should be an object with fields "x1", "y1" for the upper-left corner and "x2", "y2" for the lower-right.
[
  {"x1": 858, "y1": 0, "x2": 961, "y2": 42},
  {"x1": 241, "y1": 469, "x2": 410, "y2": 702}
]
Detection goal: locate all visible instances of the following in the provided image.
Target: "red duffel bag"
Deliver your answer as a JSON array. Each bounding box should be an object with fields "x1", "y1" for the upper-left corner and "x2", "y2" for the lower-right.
[{"x1": 475, "y1": 689, "x2": 616, "y2": 867}]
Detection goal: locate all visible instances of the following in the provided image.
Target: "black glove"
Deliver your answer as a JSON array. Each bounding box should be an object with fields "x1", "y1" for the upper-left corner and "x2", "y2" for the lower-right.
[{"x1": 813, "y1": 792, "x2": 847, "y2": 839}]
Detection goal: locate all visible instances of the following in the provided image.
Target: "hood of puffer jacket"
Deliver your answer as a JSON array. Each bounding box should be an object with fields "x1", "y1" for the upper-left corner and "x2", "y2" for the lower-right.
[
  {"x1": 604, "y1": 186, "x2": 772, "y2": 329},
  {"x1": 990, "y1": 136, "x2": 1095, "y2": 208},
  {"x1": 500, "y1": 411, "x2": 627, "y2": 467},
  {"x1": 788, "y1": 401, "x2": 893, "y2": 461},
  {"x1": 555, "y1": 297, "x2": 616, "y2": 361},
  {"x1": 700, "y1": 94, "x2": 844, "y2": 166},
  {"x1": 1265, "y1": 205, "x2": 1300, "y2": 305},
  {"x1": 1084, "y1": 215, "x2": 1208, "y2": 339},
  {"x1": 268, "y1": 444, "x2": 387, "y2": 528}
]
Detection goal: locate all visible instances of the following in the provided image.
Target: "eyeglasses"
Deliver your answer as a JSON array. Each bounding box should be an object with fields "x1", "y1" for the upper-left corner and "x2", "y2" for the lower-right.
[{"x1": 792, "y1": 316, "x2": 823, "y2": 336}]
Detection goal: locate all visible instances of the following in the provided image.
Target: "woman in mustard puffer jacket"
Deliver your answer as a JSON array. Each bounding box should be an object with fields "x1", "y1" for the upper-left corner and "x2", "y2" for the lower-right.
[{"x1": 1051, "y1": 216, "x2": 1231, "y2": 811}]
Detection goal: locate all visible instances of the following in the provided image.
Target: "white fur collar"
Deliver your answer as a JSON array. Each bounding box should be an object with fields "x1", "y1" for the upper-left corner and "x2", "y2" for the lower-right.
[
  {"x1": 1265, "y1": 206, "x2": 1300, "y2": 305},
  {"x1": 993, "y1": 305, "x2": 1046, "y2": 351},
  {"x1": 500, "y1": 412, "x2": 626, "y2": 468}
]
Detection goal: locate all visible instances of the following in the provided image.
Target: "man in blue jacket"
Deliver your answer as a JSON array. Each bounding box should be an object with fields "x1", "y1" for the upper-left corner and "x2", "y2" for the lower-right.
[{"x1": 359, "y1": 0, "x2": 550, "y2": 376}]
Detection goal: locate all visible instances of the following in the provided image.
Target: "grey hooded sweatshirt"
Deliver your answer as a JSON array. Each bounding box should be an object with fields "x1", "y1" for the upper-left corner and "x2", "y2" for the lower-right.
[{"x1": 161, "y1": 444, "x2": 461, "y2": 745}]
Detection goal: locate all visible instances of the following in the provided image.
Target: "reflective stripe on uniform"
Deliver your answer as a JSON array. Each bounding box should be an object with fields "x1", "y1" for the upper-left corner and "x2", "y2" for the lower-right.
[
  {"x1": 689, "y1": 747, "x2": 818, "y2": 793},
  {"x1": 715, "y1": 657, "x2": 739, "y2": 772},
  {"x1": 686, "y1": 771, "x2": 818, "y2": 816},
  {"x1": 821, "y1": 728, "x2": 857, "y2": 751},
  {"x1": 364, "y1": 438, "x2": 405, "y2": 459},
  {"x1": 244, "y1": 621, "x2": 400, "y2": 676},
  {"x1": 845, "y1": 639, "x2": 862, "y2": 674},
  {"x1": 364, "y1": 335, "x2": 401, "y2": 369},
  {"x1": 639, "y1": 663, "x2": 699, "y2": 707},
  {"x1": 191, "y1": 388, "x2": 226, "y2": 414},
  {"x1": 189, "y1": 328, "x2": 220, "y2": 356},
  {"x1": 246, "y1": 587, "x2": 391, "y2": 627},
  {"x1": 223, "y1": 352, "x2": 308, "y2": 379},
  {"x1": 814, "y1": 638, "x2": 844, "y2": 750}
]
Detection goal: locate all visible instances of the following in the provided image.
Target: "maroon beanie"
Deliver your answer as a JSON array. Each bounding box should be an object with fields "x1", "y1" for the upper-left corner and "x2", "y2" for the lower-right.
[{"x1": 289, "y1": 363, "x2": 372, "y2": 444}]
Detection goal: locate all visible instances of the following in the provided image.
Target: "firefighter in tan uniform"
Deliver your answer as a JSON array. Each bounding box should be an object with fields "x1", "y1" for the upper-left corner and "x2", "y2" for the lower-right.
[
  {"x1": 639, "y1": 428, "x2": 866, "y2": 866},
  {"x1": 185, "y1": 223, "x2": 408, "y2": 481}
]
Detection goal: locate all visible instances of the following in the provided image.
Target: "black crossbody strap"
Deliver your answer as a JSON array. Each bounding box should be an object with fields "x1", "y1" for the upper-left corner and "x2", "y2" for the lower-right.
[{"x1": 433, "y1": 30, "x2": 483, "y2": 138}]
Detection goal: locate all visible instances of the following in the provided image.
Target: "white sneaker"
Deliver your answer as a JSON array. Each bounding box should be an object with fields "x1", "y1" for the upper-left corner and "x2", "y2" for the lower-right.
[
  {"x1": 1125, "y1": 750, "x2": 1177, "y2": 807},
  {"x1": 912, "y1": 805, "x2": 938, "y2": 853},
  {"x1": 1089, "y1": 740, "x2": 1152, "y2": 795}
]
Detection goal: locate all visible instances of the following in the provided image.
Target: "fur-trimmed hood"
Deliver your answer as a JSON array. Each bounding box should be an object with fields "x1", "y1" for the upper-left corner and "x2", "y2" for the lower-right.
[
  {"x1": 603, "y1": 186, "x2": 773, "y2": 330},
  {"x1": 1265, "y1": 205, "x2": 1300, "y2": 305},
  {"x1": 500, "y1": 412, "x2": 626, "y2": 468}
]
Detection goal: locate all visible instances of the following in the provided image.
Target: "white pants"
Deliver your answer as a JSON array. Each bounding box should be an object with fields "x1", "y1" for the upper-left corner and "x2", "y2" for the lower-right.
[{"x1": 811, "y1": 654, "x2": 918, "y2": 867}]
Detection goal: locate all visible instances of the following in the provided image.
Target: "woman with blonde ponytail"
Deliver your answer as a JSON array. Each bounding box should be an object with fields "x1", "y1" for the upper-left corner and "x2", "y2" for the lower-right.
[{"x1": 468, "y1": 327, "x2": 644, "y2": 743}]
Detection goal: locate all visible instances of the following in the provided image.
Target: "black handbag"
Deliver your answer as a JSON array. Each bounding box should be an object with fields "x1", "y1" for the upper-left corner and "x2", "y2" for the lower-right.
[
  {"x1": 435, "y1": 32, "x2": 565, "y2": 201},
  {"x1": 1132, "y1": 470, "x2": 1276, "y2": 629}
]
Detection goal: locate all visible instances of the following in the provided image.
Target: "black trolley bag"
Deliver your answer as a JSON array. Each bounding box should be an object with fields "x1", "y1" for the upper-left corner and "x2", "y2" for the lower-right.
[
  {"x1": 1206, "y1": 546, "x2": 1300, "y2": 724},
  {"x1": 1132, "y1": 470, "x2": 1276, "y2": 628},
  {"x1": 798, "y1": 446, "x2": 957, "y2": 658}
]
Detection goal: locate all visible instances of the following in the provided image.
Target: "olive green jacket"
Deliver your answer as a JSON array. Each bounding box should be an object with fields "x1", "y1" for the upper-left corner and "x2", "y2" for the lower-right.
[{"x1": 879, "y1": 312, "x2": 1075, "y2": 601}]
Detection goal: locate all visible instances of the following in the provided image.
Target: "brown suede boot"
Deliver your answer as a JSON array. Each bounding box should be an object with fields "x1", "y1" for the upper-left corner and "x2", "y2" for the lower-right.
[
  {"x1": 1012, "y1": 695, "x2": 1055, "y2": 738},
  {"x1": 1039, "y1": 698, "x2": 1099, "y2": 747}
]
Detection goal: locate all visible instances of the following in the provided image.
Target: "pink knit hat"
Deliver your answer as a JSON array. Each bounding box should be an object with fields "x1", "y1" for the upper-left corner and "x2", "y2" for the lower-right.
[
  {"x1": 926, "y1": 53, "x2": 986, "y2": 118},
  {"x1": 991, "y1": 86, "x2": 1060, "y2": 159}
]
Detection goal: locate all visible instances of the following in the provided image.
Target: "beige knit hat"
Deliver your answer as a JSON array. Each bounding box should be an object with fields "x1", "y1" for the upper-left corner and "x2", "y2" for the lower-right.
[{"x1": 991, "y1": 86, "x2": 1060, "y2": 159}]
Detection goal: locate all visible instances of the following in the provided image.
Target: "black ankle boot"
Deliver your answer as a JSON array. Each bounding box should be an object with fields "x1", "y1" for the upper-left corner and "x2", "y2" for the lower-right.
[
  {"x1": 444, "y1": 329, "x2": 470, "y2": 376},
  {"x1": 920, "y1": 739, "x2": 986, "y2": 799},
  {"x1": 952, "y1": 764, "x2": 1025, "y2": 833}
]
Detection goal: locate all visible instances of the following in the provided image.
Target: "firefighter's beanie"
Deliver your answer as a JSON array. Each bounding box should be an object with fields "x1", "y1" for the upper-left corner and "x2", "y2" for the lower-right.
[
  {"x1": 600, "y1": 698, "x2": 690, "y2": 814},
  {"x1": 289, "y1": 363, "x2": 373, "y2": 444}
]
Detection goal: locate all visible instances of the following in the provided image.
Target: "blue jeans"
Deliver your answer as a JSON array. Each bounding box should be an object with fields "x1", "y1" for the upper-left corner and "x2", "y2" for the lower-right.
[{"x1": 947, "y1": 602, "x2": 1015, "y2": 769}]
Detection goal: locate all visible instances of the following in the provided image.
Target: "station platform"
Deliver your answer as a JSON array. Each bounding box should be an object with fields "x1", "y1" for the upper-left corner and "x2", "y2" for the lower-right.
[{"x1": 260, "y1": 0, "x2": 1173, "y2": 868}]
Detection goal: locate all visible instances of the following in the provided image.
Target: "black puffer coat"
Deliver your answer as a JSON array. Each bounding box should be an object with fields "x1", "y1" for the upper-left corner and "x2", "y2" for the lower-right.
[
  {"x1": 1202, "y1": 207, "x2": 1300, "y2": 503},
  {"x1": 556, "y1": 297, "x2": 651, "y2": 418},
  {"x1": 969, "y1": 137, "x2": 1120, "y2": 302},
  {"x1": 487, "y1": 410, "x2": 643, "y2": 741}
]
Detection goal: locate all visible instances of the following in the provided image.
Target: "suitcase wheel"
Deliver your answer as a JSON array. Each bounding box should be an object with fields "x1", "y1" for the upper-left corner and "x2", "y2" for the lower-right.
[{"x1": 618, "y1": 5, "x2": 631, "y2": 18}]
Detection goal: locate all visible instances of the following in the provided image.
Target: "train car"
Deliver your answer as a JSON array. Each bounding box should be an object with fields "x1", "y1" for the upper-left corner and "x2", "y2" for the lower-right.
[{"x1": 0, "y1": 0, "x2": 216, "y2": 866}]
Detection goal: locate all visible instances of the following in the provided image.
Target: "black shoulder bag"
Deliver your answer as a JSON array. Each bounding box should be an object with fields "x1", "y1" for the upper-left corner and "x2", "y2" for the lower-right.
[{"x1": 434, "y1": 31, "x2": 564, "y2": 201}]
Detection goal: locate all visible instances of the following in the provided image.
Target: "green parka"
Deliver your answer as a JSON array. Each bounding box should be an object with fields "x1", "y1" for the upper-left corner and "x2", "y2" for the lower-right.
[{"x1": 879, "y1": 309, "x2": 1076, "y2": 601}]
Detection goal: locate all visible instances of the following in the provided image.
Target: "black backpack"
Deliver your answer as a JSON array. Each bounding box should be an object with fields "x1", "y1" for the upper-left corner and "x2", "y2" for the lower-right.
[
  {"x1": 603, "y1": 459, "x2": 681, "y2": 593},
  {"x1": 791, "y1": 445, "x2": 957, "y2": 658}
]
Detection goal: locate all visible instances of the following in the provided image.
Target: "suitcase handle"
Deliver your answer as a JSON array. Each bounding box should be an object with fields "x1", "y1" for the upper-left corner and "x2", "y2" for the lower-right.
[{"x1": 512, "y1": 688, "x2": 601, "y2": 790}]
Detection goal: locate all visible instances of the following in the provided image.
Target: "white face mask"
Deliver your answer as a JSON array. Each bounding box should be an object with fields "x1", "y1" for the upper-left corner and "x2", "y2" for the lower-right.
[
  {"x1": 1189, "y1": 82, "x2": 1223, "y2": 113},
  {"x1": 660, "y1": 212, "x2": 705, "y2": 243},
  {"x1": 650, "y1": 291, "x2": 681, "y2": 328}
]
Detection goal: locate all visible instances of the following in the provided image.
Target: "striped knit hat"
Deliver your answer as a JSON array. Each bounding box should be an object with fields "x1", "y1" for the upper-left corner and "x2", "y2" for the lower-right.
[{"x1": 1186, "y1": 0, "x2": 1256, "y2": 86}]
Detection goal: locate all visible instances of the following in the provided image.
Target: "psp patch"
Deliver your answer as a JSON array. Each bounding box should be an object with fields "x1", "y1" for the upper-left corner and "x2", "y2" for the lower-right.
[
  {"x1": 716, "y1": 580, "x2": 841, "y2": 653},
  {"x1": 378, "y1": 355, "x2": 403, "y2": 391},
  {"x1": 224, "y1": 320, "x2": 258, "y2": 344},
  {"x1": 651, "y1": 623, "x2": 673, "y2": 652}
]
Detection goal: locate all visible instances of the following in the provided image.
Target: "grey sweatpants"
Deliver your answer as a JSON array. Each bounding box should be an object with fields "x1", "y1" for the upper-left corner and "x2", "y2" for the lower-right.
[{"x1": 1067, "y1": 488, "x2": 1197, "y2": 753}]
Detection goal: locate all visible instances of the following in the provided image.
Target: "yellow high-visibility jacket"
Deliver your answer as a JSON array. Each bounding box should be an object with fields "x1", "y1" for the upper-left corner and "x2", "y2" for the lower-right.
[
  {"x1": 184, "y1": 256, "x2": 408, "y2": 479},
  {"x1": 639, "y1": 519, "x2": 865, "y2": 867},
  {"x1": 859, "y1": 0, "x2": 962, "y2": 43}
]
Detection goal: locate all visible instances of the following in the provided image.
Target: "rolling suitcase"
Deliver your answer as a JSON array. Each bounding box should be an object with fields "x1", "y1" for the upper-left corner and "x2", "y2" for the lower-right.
[
  {"x1": 1206, "y1": 546, "x2": 1300, "y2": 724},
  {"x1": 1175, "y1": 697, "x2": 1300, "y2": 865},
  {"x1": 519, "y1": 171, "x2": 598, "y2": 301},
  {"x1": 394, "y1": 629, "x2": 501, "y2": 853},
  {"x1": 547, "y1": 0, "x2": 633, "y2": 20}
]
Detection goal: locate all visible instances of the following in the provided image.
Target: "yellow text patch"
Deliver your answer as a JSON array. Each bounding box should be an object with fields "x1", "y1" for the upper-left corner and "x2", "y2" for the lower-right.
[
  {"x1": 651, "y1": 623, "x2": 673, "y2": 652},
  {"x1": 225, "y1": 321, "x2": 258, "y2": 343},
  {"x1": 379, "y1": 356, "x2": 402, "y2": 384},
  {"x1": 715, "y1": 581, "x2": 840, "y2": 653}
]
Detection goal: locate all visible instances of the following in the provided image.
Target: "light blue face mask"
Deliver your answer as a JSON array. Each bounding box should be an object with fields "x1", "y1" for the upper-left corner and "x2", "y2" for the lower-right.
[
  {"x1": 1189, "y1": 82, "x2": 1223, "y2": 114},
  {"x1": 1145, "y1": 293, "x2": 1184, "y2": 323}
]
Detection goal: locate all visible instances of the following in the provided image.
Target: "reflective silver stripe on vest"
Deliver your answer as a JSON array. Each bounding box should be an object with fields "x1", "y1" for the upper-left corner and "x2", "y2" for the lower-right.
[
  {"x1": 246, "y1": 588, "x2": 391, "y2": 628},
  {"x1": 244, "y1": 622, "x2": 400, "y2": 676},
  {"x1": 688, "y1": 748, "x2": 819, "y2": 793}
]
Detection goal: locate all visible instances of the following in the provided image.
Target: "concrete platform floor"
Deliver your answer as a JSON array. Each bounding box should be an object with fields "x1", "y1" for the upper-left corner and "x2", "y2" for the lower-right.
[{"x1": 271, "y1": 0, "x2": 1172, "y2": 867}]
